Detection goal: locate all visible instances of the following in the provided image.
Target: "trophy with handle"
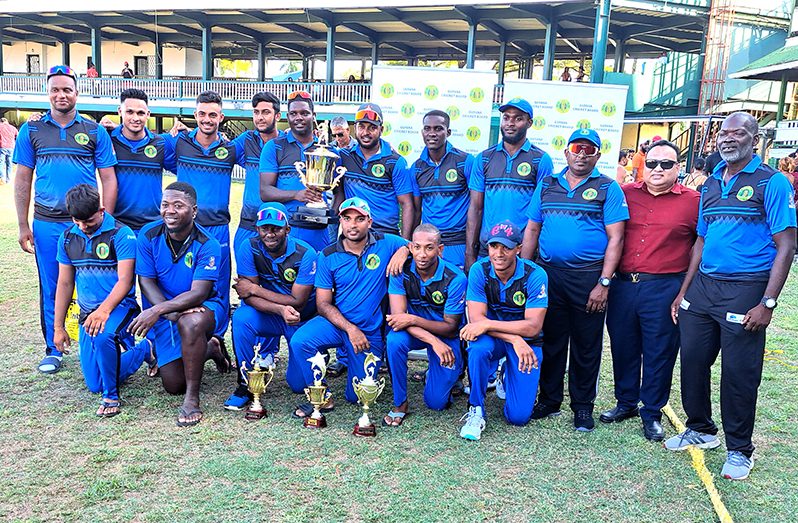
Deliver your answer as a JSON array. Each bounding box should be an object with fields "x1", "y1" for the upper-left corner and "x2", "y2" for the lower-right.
[
  {"x1": 292, "y1": 121, "x2": 347, "y2": 225},
  {"x1": 304, "y1": 351, "x2": 332, "y2": 429},
  {"x1": 241, "y1": 343, "x2": 275, "y2": 421},
  {"x1": 352, "y1": 352, "x2": 386, "y2": 437}
]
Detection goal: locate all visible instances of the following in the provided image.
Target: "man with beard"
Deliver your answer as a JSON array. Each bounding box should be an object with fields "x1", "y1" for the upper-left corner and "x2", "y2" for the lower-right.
[
  {"x1": 665, "y1": 112, "x2": 796, "y2": 480},
  {"x1": 13, "y1": 65, "x2": 118, "y2": 374},
  {"x1": 224, "y1": 202, "x2": 318, "y2": 411},
  {"x1": 411, "y1": 110, "x2": 474, "y2": 268},
  {"x1": 465, "y1": 98, "x2": 553, "y2": 271},
  {"x1": 521, "y1": 128, "x2": 628, "y2": 432},
  {"x1": 335, "y1": 103, "x2": 416, "y2": 238},
  {"x1": 129, "y1": 182, "x2": 231, "y2": 427},
  {"x1": 259, "y1": 91, "x2": 329, "y2": 251},
  {"x1": 330, "y1": 116, "x2": 355, "y2": 151}
]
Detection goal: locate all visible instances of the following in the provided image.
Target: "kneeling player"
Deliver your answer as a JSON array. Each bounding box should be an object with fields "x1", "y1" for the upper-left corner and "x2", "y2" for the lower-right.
[
  {"x1": 459, "y1": 221, "x2": 548, "y2": 440},
  {"x1": 128, "y1": 182, "x2": 231, "y2": 427},
  {"x1": 384, "y1": 224, "x2": 466, "y2": 426},
  {"x1": 53, "y1": 184, "x2": 154, "y2": 417}
]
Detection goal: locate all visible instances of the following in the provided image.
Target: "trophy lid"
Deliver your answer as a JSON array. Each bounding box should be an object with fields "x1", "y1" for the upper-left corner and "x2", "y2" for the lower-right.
[{"x1": 307, "y1": 144, "x2": 341, "y2": 159}]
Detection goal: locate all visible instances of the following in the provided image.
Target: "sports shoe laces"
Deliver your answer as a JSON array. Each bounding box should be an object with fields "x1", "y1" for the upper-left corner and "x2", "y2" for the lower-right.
[
  {"x1": 460, "y1": 407, "x2": 482, "y2": 427},
  {"x1": 576, "y1": 410, "x2": 591, "y2": 420},
  {"x1": 727, "y1": 451, "x2": 749, "y2": 466}
]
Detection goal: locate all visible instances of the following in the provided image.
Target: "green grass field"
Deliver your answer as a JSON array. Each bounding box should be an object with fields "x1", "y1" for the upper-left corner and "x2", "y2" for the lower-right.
[{"x1": 0, "y1": 180, "x2": 797, "y2": 522}]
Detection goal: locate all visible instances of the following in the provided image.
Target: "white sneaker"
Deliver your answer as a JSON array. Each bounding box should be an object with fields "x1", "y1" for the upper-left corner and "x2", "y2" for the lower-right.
[{"x1": 459, "y1": 406, "x2": 486, "y2": 441}]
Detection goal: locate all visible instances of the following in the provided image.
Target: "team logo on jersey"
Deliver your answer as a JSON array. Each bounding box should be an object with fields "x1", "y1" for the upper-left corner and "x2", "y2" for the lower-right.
[
  {"x1": 601, "y1": 102, "x2": 617, "y2": 117},
  {"x1": 74, "y1": 133, "x2": 90, "y2": 145},
  {"x1": 283, "y1": 268, "x2": 297, "y2": 282},
  {"x1": 397, "y1": 141, "x2": 412, "y2": 156},
  {"x1": 736, "y1": 186, "x2": 754, "y2": 202},
  {"x1": 205, "y1": 256, "x2": 216, "y2": 270},
  {"x1": 380, "y1": 83, "x2": 395, "y2": 98},
  {"x1": 577, "y1": 119, "x2": 591, "y2": 130},
  {"x1": 95, "y1": 242, "x2": 110, "y2": 260},
  {"x1": 215, "y1": 148, "x2": 229, "y2": 160},
  {"x1": 447, "y1": 106, "x2": 461, "y2": 121},
  {"x1": 365, "y1": 253, "x2": 380, "y2": 270},
  {"x1": 401, "y1": 103, "x2": 415, "y2": 118},
  {"x1": 555, "y1": 99, "x2": 571, "y2": 113},
  {"x1": 184, "y1": 251, "x2": 194, "y2": 268},
  {"x1": 466, "y1": 126, "x2": 481, "y2": 142},
  {"x1": 532, "y1": 116, "x2": 546, "y2": 130},
  {"x1": 424, "y1": 85, "x2": 439, "y2": 100},
  {"x1": 431, "y1": 290, "x2": 445, "y2": 305},
  {"x1": 383, "y1": 121, "x2": 392, "y2": 136},
  {"x1": 445, "y1": 169, "x2": 458, "y2": 182},
  {"x1": 371, "y1": 164, "x2": 386, "y2": 177},
  {"x1": 512, "y1": 291, "x2": 526, "y2": 306},
  {"x1": 536, "y1": 283, "x2": 547, "y2": 299},
  {"x1": 144, "y1": 145, "x2": 158, "y2": 158},
  {"x1": 517, "y1": 162, "x2": 532, "y2": 177},
  {"x1": 470, "y1": 88, "x2": 485, "y2": 103},
  {"x1": 582, "y1": 188, "x2": 598, "y2": 201},
  {"x1": 551, "y1": 136, "x2": 566, "y2": 151}
]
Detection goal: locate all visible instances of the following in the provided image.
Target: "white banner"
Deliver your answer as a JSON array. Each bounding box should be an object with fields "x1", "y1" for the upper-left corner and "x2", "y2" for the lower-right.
[
  {"x1": 370, "y1": 65, "x2": 497, "y2": 159},
  {"x1": 502, "y1": 80, "x2": 629, "y2": 176}
]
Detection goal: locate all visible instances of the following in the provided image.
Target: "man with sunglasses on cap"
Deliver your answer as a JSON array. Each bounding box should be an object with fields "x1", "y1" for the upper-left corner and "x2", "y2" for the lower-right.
[
  {"x1": 334, "y1": 103, "x2": 416, "y2": 239},
  {"x1": 330, "y1": 116, "x2": 356, "y2": 151},
  {"x1": 521, "y1": 128, "x2": 628, "y2": 432},
  {"x1": 289, "y1": 197, "x2": 410, "y2": 419},
  {"x1": 13, "y1": 64, "x2": 118, "y2": 374},
  {"x1": 603, "y1": 140, "x2": 699, "y2": 442},
  {"x1": 465, "y1": 97, "x2": 553, "y2": 271},
  {"x1": 225, "y1": 202, "x2": 318, "y2": 411}
]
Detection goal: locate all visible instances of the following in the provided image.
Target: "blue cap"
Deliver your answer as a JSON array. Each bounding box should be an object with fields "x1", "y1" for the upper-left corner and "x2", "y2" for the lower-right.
[
  {"x1": 487, "y1": 220, "x2": 522, "y2": 248},
  {"x1": 256, "y1": 202, "x2": 289, "y2": 227},
  {"x1": 339, "y1": 196, "x2": 371, "y2": 217},
  {"x1": 568, "y1": 128, "x2": 601, "y2": 148},
  {"x1": 499, "y1": 97, "x2": 533, "y2": 119}
]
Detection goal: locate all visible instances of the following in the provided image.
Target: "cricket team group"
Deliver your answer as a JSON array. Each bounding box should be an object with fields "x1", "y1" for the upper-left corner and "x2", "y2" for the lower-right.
[{"x1": 11, "y1": 65, "x2": 796, "y2": 481}]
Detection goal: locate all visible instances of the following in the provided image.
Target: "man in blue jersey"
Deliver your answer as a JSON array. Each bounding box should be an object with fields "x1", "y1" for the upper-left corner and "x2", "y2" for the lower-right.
[
  {"x1": 412, "y1": 110, "x2": 474, "y2": 269},
  {"x1": 13, "y1": 65, "x2": 118, "y2": 374},
  {"x1": 665, "y1": 112, "x2": 796, "y2": 480},
  {"x1": 384, "y1": 223, "x2": 466, "y2": 427},
  {"x1": 465, "y1": 98, "x2": 553, "y2": 271},
  {"x1": 259, "y1": 91, "x2": 329, "y2": 251},
  {"x1": 521, "y1": 128, "x2": 628, "y2": 432},
  {"x1": 334, "y1": 103, "x2": 416, "y2": 239},
  {"x1": 53, "y1": 184, "x2": 153, "y2": 417},
  {"x1": 128, "y1": 182, "x2": 231, "y2": 427},
  {"x1": 289, "y1": 197, "x2": 409, "y2": 418},
  {"x1": 459, "y1": 221, "x2": 549, "y2": 441},
  {"x1": 225, "y1": 202, "x2": 318, "y2": 411}
]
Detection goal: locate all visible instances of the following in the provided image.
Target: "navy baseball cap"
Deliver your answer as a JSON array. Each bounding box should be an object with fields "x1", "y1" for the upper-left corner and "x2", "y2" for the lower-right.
[
  {"x1": 487, "y1": 220, "x2": 522, "y2": 248},
  {"x1": 568, "y1": 128, "x2": 602, "y2": 148},
  {"x1": 499, "y1": 97, "x2": 533, "y2": 119},
  {"x1": 355, "y1": 103, "x2": 383, "y2": 125},
  {"x1": 256, "y1": 202, "x2": 289, "y2": 227}
]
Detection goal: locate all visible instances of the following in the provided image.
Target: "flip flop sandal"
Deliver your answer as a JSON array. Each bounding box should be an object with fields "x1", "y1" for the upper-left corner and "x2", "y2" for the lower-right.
[
  {"x1": 382, "y1": 410, "x2": 408, "y2": 427},
  {"x1": 410, "y1": 370, "x2": 427, "y2": 383},
  {"x1": 38, "y1": 355, "x2": 63, "y2": 374},
  {"x1": 291, "y1": 401, "x2": 335, "y2": 419},
  {"x1": 176, "y1": 407, "x2": 203, "y2": 427},
  {"x1": 144, "y1": 339, "x2": 159, "y2": 378},
  {"x1": 97, "y1": 400, "x2": 122, "y2": 418}
]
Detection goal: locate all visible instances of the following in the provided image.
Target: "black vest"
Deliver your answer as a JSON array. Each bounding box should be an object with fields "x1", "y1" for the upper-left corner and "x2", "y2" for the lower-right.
[
  {"x1": 482, "y1": 260, "x2": 543, "y2": 345},
  {"x1": 250, "y1": 238, "x2": 315, "y2": 320},
  {"x1": 402, "y1": 259, "x2": 460, "y2": 318}
]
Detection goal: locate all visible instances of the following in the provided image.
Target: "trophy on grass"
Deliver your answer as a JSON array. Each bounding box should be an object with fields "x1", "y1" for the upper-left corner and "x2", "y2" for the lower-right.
[
  {"x1": 241, "y1": 343, "x2": 275, "y2": 421},
  {"x1": 352, "y1": 352, "x2": 386, "y2": 437},
  {"x1": 304, "y1": 351, "x2": 332, "y2": 429}
]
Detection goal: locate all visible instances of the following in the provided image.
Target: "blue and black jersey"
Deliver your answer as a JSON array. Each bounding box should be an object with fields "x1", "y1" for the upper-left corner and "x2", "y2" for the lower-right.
[
  {"x1": 699, "y1": 156, "x2": 796, "y2": 278},
  {"x1": 233, "y1": 130, "x2": 283, "y2": 230},
  {"x1": 56, "y1": 213, "x2": 137, "y2": 312},
  {"x1": 412, "y1": 143, "x2": 474, "y2": 245},
  {"x1": 258, "y1": 131, "x2": 322, "y2": 221},
  {"x1": 13, "y1": 111, "x2": 117, "y2": 221},
  {"x1": 389, "y1": 257, "x2": 466, "y2": 324},
  {"x1": 527, "y1": 167, "x2": 629, "y2": 269}
]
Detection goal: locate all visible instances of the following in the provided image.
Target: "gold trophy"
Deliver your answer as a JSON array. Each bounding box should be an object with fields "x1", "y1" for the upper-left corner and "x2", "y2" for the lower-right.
[
  {"x1": 241, "y1": 343, "x2": 275, "y2": 421},
  {"x1": 304, "y1": 351, "x2": 332, "y2": 429},
  {"x1": 292, "y1": 121, "x2": 347, "y2": 226},
  {"x1": 352, "y1": 352, "x2": 386, "y2": 437}
]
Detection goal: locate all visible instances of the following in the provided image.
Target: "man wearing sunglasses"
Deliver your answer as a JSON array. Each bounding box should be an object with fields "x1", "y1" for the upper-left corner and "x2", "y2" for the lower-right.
[
  {"x1": 521, "y1": 128, "x2": 628, "y2": 432},
  {"x1": 603, "y1": 140, "x2": 699, "y2": 442},
  {"x1": 465, "y1": 98, "x2": 553, "y2": 271},
  {"x1": 665, "y1": 112, "x2": 796, "y2": 480},
  {"x1": 330, "y1": 116, "x2": 355, "y2": 151},
  {"x1": 13, "y1": 65, "x2": 118, "y2": 374},
  {"x1": 259, "y1": 91, "x2": 330, "y2": 251},
  {"x1": 334, "y1": 103, "x2": 416, "y2": 239}
]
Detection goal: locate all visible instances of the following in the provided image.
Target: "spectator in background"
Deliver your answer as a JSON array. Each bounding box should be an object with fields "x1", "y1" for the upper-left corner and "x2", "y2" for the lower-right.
[
  {"x1": 560, "y1": 67, "x2": 572, "y2": 82},
  {"x1": 683, "y1": 157, "x2": 708, "y2": 190},
  {"x1": 632, "y1": 141, "x2": 649, "y2": 181},
  {"x1": 122, "y1": 62, "x2": 134, "y2": 79},
  {"x1": 616, "y1": 149, "x2": 633, "y2": 184},
  {"x1": 778, "y1": 156, "x2": 795, "y2": 185},
  {"x1": 87, "y1": 62, "x2": 98, "y2": 78},
  {"x1": 0, "y1": 117, "x2": 18, "y2": 184},
  {"x1": 329, "y1": 116, "x2": 355, "y2": 150}
]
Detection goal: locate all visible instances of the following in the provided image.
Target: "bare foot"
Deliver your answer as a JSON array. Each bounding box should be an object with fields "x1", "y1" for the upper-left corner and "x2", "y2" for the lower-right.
[{"x1": 206, "y1": 336, "x2": 231, "y2": 374}]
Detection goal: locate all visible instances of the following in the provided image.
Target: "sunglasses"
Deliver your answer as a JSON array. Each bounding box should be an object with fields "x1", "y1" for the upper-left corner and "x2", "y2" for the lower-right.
[
  {"x1": 567, "y1": 143, "x2": 599, "y2": 157},
  {"x1": 287, "y1": 90, "x2": 312, "y2": 101},
  {"x1": 355, "y1": 109, "x2": 382, "y2": 123},
  {"x1": 331, "y1": 132, "x2": 345, "y2": 138},
  {"x1": 47, "y1": 65, "x2": 76, "y2": 79},
  {"x1": 645, "y1": 159, "x2": 678, "y2": 170},
  {"x1": 257, "y1": 207, "x2": 286, "y2": 224}
]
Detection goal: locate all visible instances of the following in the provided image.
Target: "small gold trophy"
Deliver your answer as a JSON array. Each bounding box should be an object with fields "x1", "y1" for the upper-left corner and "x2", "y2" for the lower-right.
[
  {"x1": 241, "y1": 343, "x2": 275, "y2": 421},
  {"x1": 352, "y1": 352, "x2": 386, "y2": 437},
  {"x1": 304, "y1": 351, "x2": 332, "y2": 429},
  {"x1": 292, "y1": 121, "x2": 347, "y2": 225}
]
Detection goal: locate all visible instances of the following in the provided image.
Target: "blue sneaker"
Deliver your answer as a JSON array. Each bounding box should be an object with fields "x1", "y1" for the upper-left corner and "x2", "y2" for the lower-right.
[
  {"x1": 38, "y1": 354, "x2": 63, "y2": 374},
  {"x1": 223, "y1": 385, "x2": 252, "y2": 411},
  {"x1": 722, "y1": 451, "x2": 754, "y2": 480},
  {"x1": 459, "y1": 406, "x2": 486, "y2": 441}
]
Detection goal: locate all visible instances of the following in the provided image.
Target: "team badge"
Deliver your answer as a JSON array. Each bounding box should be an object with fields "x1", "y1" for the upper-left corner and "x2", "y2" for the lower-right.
[
  {"x1": 536, "y1": 284, "x2": 547, "y2": 299},
  {"x1": 365, "y1": 253, "x2": 380, "y2": 270},
  {"x1": 431, "y1": 291, "x2": 445, "y2": 305},
  {"x1": 144, "y1": 145, "x2": 158, "y2": 158},
  {"x1": 582, "y1": 188, "x2": 598, "y2": 201},
  {"x1": 205, "y1": 256, "x2": 216, "y2": 270},
  {"x1": 512, "y1": 291, "x2": 526, "y2": 306},
  {"x1": 371, "y1": 164, "x2": 385, "y2": 177},
  {"x1": 95, "y1": 242, "x2": 110, "y2": 260},
  {"x1": 74, "y1": 133, "x2": 89, "y2": 145},
  {"x1": 215, "y1": 148, "x2": 229, "y2": 160},
  {"x1": 517, "y1": 162, "x2": 532, "y2": 177},
  {"x1": 736, "y1": 186, "x2": 754, "y2": 202},
  {"x1": 445, "y1": 169, "x2": 458, "y2": 183},
  {"x1": 284, "y1": 268, "x2": 297, "y2": 282},
  {"x1": 184, "y1": 251, "x2": 194, "y2": 268}
]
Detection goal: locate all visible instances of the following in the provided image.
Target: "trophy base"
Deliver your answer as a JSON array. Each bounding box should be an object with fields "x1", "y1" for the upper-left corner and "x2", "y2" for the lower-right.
[
  {"x1": 304, "y1": 415, "x2": 327, "y2": 429},
  {"x1": 353, "y1": 422, "x2": 377, "y2": 437},
  {"x1": 292, "y1": 205, "x2": 339, "y2": 230},
  {"x1": 244, "y1": 407, "x2": 267, "y2": 421}
]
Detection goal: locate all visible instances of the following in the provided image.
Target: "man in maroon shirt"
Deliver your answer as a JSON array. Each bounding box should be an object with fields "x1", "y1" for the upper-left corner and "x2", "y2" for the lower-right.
[{"x1": 602, "y1": 139, "x2": 700, "y2": 441}]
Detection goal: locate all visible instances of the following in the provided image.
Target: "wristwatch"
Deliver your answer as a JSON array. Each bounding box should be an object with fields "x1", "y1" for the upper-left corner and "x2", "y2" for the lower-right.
[
  {"x1": 598, "y1": 276, "x2": 612, "y2": 288},
  {"x1": 761, "y1": 296, "x2": 777, "y2": 310}
]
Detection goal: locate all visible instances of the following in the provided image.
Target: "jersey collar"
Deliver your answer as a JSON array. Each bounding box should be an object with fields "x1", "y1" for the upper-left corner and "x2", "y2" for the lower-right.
[
  {"x1": 487, "y1": 256, "x2": 526, "y2": 286},
  {"x1": 188, "y1": 128, "x2": 224, "y2": 152},
  {"x1": 69, "y1": 212, "x2": 116, "y2": 241},
  {"x1": 112, "y1": 125, "x2": 154, "y2": 149},
  {"x1": 285, "y1": 130, "x2": 317, "y2": 149},
  {"x1": 353, "y1": 139, "x2": 392, "y2": 162},
  {"x1": 42, "y1": 110, "x2": 84, "y2": 128},
  {"x1": 334, "y1": 230, "x2": 378, "y2": 253},
  {"x1": 498, "y1": 138, "x2": 532, "y2": 159},
  {"x1": 711, "y1": 155, "x2": 762, "y2": 178},
  {"x1": 410, "y1": 257, "x2": 446, "y2": 283},
  {"x1": 420, "y1": 142, "x2": 453, "y2": 165},
  {"x1": 260, "y1": 236, "x2": 297, "y2": 262}
]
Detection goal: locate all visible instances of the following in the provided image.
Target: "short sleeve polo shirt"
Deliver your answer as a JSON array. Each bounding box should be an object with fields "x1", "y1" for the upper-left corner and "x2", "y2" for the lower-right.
[
  {"x1": 388, "y1": 257, "x2": 466, "y2": 324},
  {"x1": 233, "y1": 130, "x2": 284, "y2": 229}
]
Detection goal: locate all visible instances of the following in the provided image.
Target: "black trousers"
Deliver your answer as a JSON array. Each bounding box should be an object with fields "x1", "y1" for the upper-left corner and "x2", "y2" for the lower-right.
[
  {"x1": 679, "y1": 272, "x2": 767, "y2": 457},
  {"x1": 537, "y1": 264, "x2": 605, "y2": 412}
]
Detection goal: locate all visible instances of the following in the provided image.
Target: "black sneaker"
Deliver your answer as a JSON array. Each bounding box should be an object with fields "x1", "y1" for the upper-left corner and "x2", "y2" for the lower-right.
[
  {"x1": 574, "y1": 409, "x2": 595, "y2": 432},
  {"x1": 531, "y1": 403, "x2": 562, "y2": 420}
]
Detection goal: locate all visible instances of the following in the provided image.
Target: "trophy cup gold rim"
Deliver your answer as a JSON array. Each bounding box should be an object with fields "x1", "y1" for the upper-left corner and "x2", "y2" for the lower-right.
[{"x1": 352, "y1": 353, "x2": 386, "y2": 437}]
